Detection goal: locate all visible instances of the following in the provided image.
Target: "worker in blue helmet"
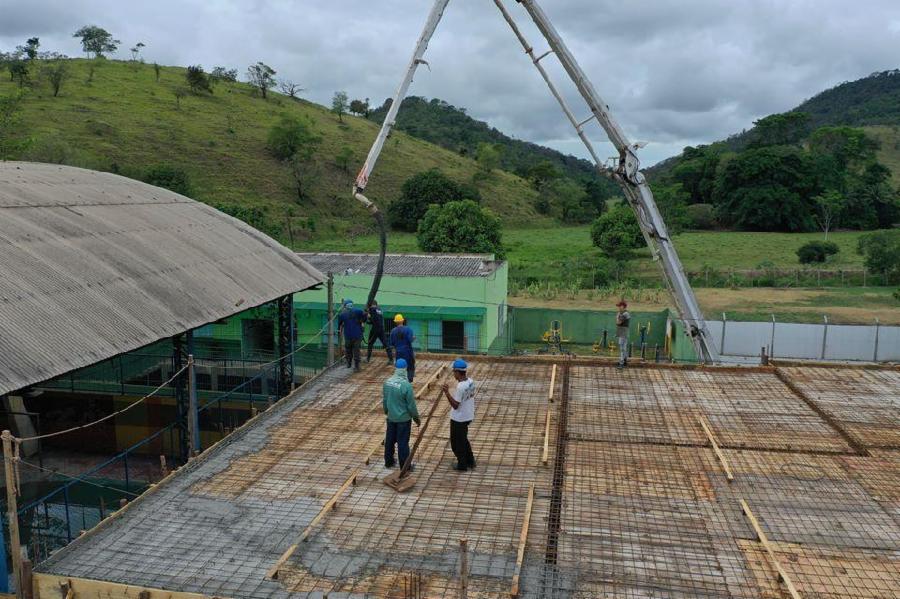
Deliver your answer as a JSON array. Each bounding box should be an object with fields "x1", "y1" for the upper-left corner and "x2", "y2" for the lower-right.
[
  {"x1": 441, "y1": 358, "x2": 477, "y2": 472},
  {"x1": 337, "y1": 299, "x2": 366, "y2": 372},
  {"x1": 383, "y1": 358, "x2": 420, "y2": 469}
]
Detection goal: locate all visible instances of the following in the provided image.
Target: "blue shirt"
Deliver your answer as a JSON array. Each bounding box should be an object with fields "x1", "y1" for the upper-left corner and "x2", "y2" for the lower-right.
[
  {"x1": 339, "y1": 308, "x2": 366, "y2": 341},
  {"x1": 390, "y1": 325, "x2": 415, "y2": 357}
]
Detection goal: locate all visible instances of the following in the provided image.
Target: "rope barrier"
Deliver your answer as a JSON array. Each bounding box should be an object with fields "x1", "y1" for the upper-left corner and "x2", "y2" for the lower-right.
[{"x1": 14, "y1": 364, "x2": 189, "y2": 443}]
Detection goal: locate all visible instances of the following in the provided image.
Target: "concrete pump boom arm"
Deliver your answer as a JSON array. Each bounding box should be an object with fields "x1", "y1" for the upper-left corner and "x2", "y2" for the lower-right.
[{"x1": 352, "y1": 0, "x2": 719, "y2": 363}]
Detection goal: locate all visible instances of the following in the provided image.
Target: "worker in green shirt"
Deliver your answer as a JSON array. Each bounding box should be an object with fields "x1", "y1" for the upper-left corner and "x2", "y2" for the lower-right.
[{"x1": 382, "y1": 358, "x2": 421, "y2": 469}]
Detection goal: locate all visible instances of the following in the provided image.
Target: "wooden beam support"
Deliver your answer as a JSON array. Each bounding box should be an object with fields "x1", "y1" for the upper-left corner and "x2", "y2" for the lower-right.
[
  {"x1": 697, "y1": 416, "x2": 734, "y2": 482},
  {"x1": 547, "y1": 364, "x2": 557, "y2": 403},
  {"x1": 33, "y1": 574, "x2": 222, "y2": 599},
  {"x1": 541, "y1": 407, "x2": 552, "y2": 466},
  {"x1": 739, "y1": 499, "x2": 802, "y2": 599},
  {"x1": 510, "y1": 483, "x2": 535, "y2": 598},
  {"x1": 458, "y1": 538, "x2": 468, "y2": 599},
  {"x1": 266, "y1": 467, "x2": 362, "y2": 580},
  {"x1": 415, "y1": 365, "x2": 446, "y2": 399}
]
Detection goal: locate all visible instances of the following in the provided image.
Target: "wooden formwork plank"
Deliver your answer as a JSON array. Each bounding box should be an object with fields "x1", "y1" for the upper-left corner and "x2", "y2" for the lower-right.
[
  {"x1": 542, "y1": 406, "x2": 552, "y2": 466},
  {"x1": 267, "y1": 467, "x2": 362, "y2": 580},
  {"x1": 739, "y1": 499, "x2": 802, "y2": 599},
  {"x1": 34, "y1": 574, "x2": 223, "y2": 599},
  {"x1": 510, "y1": 483, "x2": 535, "y2": 598},
  {"x1": 548, "y1": 364, "x2": 557, "y2": 403},
  {"x1": 697, "y1": 415, "x2": 734, "y2": 482}
]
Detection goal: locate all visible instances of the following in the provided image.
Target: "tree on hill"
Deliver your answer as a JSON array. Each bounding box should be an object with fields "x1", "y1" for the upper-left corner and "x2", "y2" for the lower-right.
[
  {"x1": 266, "y1": 116, "x2": 321, "y2": 201},
  {"x1": 857, "y1": 230, "x2": 900, "y2": 283},
  {"x1": 335, "y1": 146, "x2": 354, "y2": 173},
  {"x1": 129, "y1": 42, "x2": 145, "y2": 61},
  {"x1": 8, "y1": 62, "x2": 28, "y2": 87},
  {"x1": 42, "y1": 62, "x2": 69, "y2": 97},
  {"x1": 73, "y1": 26, "x2": 120, "y2": 58},
  {"x1": 590, "y1": 204, "x2": 643, "y2": 258},
  {"x1": 475, "y1": 142, "x2": 502, "y2": 176},
  {"x1": 671, "y1": 145, "x2": 721, "y2": 204},
  {"x1": 185, "y1": 65, "x2": 212, "y2": 94},
  {"x1": 331, "y1": 91, "x2": 349, "y2": 122},
  {"x1": 417, "y1": 200, "x2": 505, "y2": 258},
  {"x1": 713, "y1": 146, "x2": 817, "y2": 231},
  {"x1": 525, "y1": 160, "x2": 561, "y2": 190},
  {"x1": 388, "y1": 169, "x2": 480, "y2": 232},
  {"x1": 748, "y1": 112, "x2": 811, "y2": 147},
  {"x1": 812, "y1": 190, "x2": 842, "y2": 239},
  {"x1": 210, "y1": 67, "x2": 238, "y2": 83},
  {"x1": 349, "y1": 98, "x2": 370, "y2": 117},
  {"x1": 247, "y1": 62, "x2": 276, "y2": 99},
  {"x1": 279, "y1": 80, "x2": 304, "y2": 99},
  {"x1": 18, "y1": 38, "x2": 39, "y2": 60},
  {"x1": 797, "y1": 240, "x2": 839, "y2": 264}
]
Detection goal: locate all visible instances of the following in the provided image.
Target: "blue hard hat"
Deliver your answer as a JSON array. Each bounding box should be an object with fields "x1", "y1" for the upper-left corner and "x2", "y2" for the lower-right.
[
  {"x1": 396, "y1": 358, "x2": 408, "y2": 369},
  {"x1": 452, "y1": 358, "x2": 468, "y2": 371},
  {"x1": 342, "y1": 299, "x2": 353, "y2": 307}
]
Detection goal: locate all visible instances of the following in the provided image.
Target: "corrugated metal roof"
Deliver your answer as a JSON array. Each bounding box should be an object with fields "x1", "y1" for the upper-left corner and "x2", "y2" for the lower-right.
[
  {"x1": 297, "y1": 252, "x2": 504, "y2": 277},
  {"x1": 0, "y1": 162, "x2": 324, "y2": 396}
]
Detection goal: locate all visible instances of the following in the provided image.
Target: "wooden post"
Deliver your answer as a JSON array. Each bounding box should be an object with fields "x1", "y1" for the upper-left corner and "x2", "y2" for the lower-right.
[
  {"x1": 458, "y1": 538, "x2": 468, "y2": 599},
  {"x1": 740, "y1": 499, "x2": 801, "y2": 599},
  {"x1": 159, "y1": 455, "x2": 168, "y2": 478},
  {"x1": 697, "y1": 417, "x2": 734, "y2": 482},
  {"x1": 548, "y1": 364, "x2": 557, "y2": 403},
  {"x1": 510, "y1": 483, "x2": 535, "y2": 598},
  {"x1": 326, "y1": 273, "x2": 335, "y2": 365},
  {"x1": 3, "y1": 431, "x2": 23, "y2": 599},
  {"x1": 21, "y1": 558, "x2": 32, "y2": 599},
  {"x1": 542, "y1": 406, "x2": 552, "y2": 466}
]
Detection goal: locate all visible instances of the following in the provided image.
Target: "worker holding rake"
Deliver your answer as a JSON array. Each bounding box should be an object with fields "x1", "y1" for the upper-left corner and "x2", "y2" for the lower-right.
[
  {"x1": 442, "y1": 358, "x2": 477, "y2": 472},
  {"x1": 383, "y1": 358, "x2": 421, "y2": 469}
]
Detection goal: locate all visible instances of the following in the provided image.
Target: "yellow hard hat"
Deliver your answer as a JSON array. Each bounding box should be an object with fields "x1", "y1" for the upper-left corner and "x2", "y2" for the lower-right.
[{"x1": 393, "y1": 314, "x2": 404, "y2": 324}]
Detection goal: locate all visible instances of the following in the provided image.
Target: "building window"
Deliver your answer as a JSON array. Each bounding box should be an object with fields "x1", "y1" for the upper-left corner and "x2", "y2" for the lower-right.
[
  {"x1": 442, "y1": 320, "x2": 465, "y2": 351},
  {"x1": 242, "y1": 319, "x2": 274, "y2": 357}
]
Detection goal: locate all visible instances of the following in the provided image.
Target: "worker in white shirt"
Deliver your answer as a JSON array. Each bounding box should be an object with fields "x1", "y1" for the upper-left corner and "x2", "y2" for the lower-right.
[{"x1": 441, "y1": 358, "x2": 477, "y2": 472}]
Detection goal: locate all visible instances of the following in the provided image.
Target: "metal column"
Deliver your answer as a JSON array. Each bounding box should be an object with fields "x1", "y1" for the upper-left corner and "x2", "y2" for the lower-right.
[
  {"x1": 172, "y1": 334, "x2": 189, "y2": 462},
  {"x1": 277, "y1": 295, "x2": 295, "y2": 397}
]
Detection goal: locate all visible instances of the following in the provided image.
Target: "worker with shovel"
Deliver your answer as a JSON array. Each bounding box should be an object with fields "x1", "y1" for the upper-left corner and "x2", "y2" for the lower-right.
[
  {"x1": 442, "y1": 358, "x2": 477, "y2": 472},
  {"x1": 383, "y1": 358, "x2": 421, "y2": 469}
]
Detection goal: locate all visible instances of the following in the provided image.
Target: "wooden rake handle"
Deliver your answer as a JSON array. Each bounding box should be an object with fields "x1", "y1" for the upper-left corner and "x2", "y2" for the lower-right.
[{"x1": 398, "y1": 386, "x2": 444, "y2": 478}]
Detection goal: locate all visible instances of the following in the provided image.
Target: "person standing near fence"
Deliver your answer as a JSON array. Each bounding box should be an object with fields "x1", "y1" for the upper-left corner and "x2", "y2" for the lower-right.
[
  {"x1": 390, "y1": 314, "x2": 416, "y2": 382},
  {"x1": 366, "y1": 300, "x2": 393, "y2": 363},
  {"x1": 337, "y1": 299, "x2": 366, "y2": 372},
  {"x1": 615, "y1": 300, "x2": 631, "y2": 369}
]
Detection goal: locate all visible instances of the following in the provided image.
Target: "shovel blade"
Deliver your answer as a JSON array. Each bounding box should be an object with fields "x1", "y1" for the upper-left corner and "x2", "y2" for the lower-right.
[{"x1": 383, "y1": 471, "x2": 417, "y2": 493}]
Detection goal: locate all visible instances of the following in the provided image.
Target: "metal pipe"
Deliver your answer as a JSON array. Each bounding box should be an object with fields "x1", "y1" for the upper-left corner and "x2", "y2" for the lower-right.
[
  {"x1": 821, "y1": 315, "x2": 828, "y2": 361},
  {"x1": 873, "y1": 318, "x2": 880, "y2": 362}
]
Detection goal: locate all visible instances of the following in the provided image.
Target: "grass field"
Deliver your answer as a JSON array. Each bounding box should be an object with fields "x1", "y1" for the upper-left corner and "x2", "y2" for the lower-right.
[{"x1": 1, "y1": 59, "x2": 550, "y2": 238}]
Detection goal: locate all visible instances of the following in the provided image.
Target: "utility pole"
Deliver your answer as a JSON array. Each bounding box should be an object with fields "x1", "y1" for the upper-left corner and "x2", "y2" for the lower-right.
[
  {"x1": 3, "y1": 431, "x2": 23, "y2": 599},
  {"x1": 187, "y1": 355, "x2": 199, "y2": 455},
  {"x1": 327, "y1": 273, "x2": 335, "y2": 365}
]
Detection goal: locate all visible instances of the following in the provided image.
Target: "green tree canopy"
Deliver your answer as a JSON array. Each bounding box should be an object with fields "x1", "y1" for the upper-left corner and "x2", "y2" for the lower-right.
[
  {"x1": 748, "y1": 111, "x2": 811, "y2": 147},
  {"x1": 590, "y1": 203, "x2": 643, "y2": 257},
  {"x1": 266, "y1": 116, "x2": 320, "y2": 161},
  {"x1": 417, "y1": 200, "x2": 504, "y2": 258},
  {"x1": 857, "y1": 230, "x2": 900, "y2": 282},
  {"x1": 388, "y1": 169, "x2": 480, "y2": 232},
  {"x1": 144, "y1": 164, "x2": 192, "y2": 197},
  {"x1": 73, "y1": 26, "x2": 120, "y2": 58},
  {"x1": 713, "y1": 146, "x2": 817, "y2": 231}
]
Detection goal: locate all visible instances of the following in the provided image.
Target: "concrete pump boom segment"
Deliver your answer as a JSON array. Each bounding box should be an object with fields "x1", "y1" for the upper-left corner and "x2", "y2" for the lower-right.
[{"x1": 353, "y1": 0, "x2": 719, "y2": 363}]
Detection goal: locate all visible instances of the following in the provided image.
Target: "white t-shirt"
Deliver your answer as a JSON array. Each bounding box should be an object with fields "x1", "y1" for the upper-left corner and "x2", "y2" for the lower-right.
[{"x1": 450, "y1": 378, "x2": 476, "y2": 422}]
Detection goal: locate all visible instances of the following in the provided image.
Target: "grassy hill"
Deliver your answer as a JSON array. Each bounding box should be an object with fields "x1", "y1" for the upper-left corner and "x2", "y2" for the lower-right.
[{"x1": 0, "y1": 59, "x2": 551, "y2": 241}]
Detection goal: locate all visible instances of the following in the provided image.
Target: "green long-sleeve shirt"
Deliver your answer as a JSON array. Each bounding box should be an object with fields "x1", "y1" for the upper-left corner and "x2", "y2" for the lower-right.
[{"x1": 382, "y1": 368, "x2": 419, "y2": 423}]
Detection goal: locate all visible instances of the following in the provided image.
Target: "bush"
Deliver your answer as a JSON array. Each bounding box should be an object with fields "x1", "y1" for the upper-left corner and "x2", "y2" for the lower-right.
[
  {"x1": 417, "y1": 200, "x2": 504, "y2": 258},
  {"x1": 266, "y1": 116, "x2": 319, "y2": 161},
  {"x1": 185, "y1": 65, "x2": 212, "y2": 94},
  {"x1": 796, "y1": 240, "x2": 839, "y2": 264},
  {"x1": 388, "y1": 169, "x2": 479, "y2": 232},
  {"x1": 685, "y1": 203, "x2": 717, "y2": 229},
  {"x1": 590, "y1": 204, "x2": 642, "y2": 257},
  {"x1": 144, "y1": 164, "x2": 191, "y2": 196},
  {"x1": 857, "y1": 230, "x2": 900, "y2": 282}
]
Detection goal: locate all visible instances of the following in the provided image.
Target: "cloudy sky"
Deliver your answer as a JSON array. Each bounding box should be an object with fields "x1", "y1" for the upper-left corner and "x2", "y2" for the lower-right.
[{"x1": 3, "y1": 0, "x2": 900, "y2": 165}]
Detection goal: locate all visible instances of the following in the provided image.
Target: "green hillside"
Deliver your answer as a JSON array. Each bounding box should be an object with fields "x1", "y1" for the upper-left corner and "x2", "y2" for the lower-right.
[{"x1": 0, "y1": 59, "x2": 550, "y2": 241}]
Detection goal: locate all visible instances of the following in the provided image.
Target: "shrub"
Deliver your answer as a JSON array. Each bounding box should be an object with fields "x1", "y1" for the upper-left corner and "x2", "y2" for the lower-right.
[
  {"x1": 185, "y1": 65, "x2": 212, "y2": 94},
  {"x1": 685, "y1": 203, "x2": 717, "y2": 229},
  {"x1": 388, "y1": 169, "x2": 478, "y2": 232},
  {"x1": 266, "y1": 116, "x2": 319, "y2": 161},
  {"x1": 417, "y1": 200, "x2": 504, "y2": 258},
  {"x1": 796, "y1": 240, "x2": 840, "y2": 264},
  {"x1": 590, "y1": 204, "x2": 642, "y2": 257},
  {"x1": 143, "y1": 163, "x2": 191, "y2": 196},
  {"x1": 857, "y1": 230, "x2": 900, "y2": 282}
]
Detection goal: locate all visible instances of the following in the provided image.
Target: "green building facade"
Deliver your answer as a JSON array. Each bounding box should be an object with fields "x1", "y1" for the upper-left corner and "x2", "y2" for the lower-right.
[{"x1": 294, "y1": 253, "x2": 509, "y2": 354}]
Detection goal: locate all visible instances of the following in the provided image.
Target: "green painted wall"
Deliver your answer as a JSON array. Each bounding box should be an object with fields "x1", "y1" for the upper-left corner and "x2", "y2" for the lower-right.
[
  {"x1": 511, "y1": 307, "x2": 670, "y2": 347},
  {"x1": 293, "y1": 262, "x2": 508, "y2": 352}
]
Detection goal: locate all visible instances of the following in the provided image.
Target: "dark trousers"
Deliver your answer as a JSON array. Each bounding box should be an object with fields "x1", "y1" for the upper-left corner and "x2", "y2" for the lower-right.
[
  {"x1": 345, "y1": 338, "x2": 361, "y2": 369},
  {"x1": 396, "y1": 353, "x2": 415, "y2": 382},
  {"x1": 367, "y1": 328, "x2": 393, "y2": 362},
  {"x1": 385, "y1": 420, "x2": 412, "y2": 467},
  {"x1": 450, "y1": 420, "x2": 475, "y2": 469}
]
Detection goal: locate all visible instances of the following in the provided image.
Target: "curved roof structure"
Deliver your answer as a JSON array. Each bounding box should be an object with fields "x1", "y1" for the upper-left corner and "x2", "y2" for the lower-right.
[{"x1": 0, "y1": 162, "x2": 323, "y2": 396}]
